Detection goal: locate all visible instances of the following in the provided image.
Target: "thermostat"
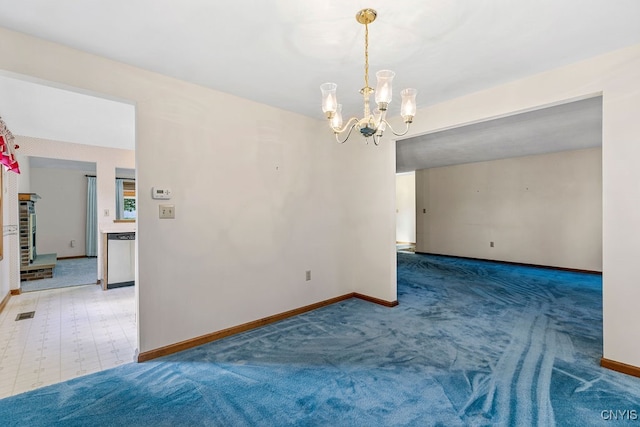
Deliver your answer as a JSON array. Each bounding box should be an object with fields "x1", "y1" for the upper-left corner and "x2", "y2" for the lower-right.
[{"x1": 151, "y1": 187, "x2": 172, "y2": 200}]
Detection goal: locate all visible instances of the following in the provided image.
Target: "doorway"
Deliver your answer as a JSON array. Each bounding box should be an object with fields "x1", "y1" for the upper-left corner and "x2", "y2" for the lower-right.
[
  {"x1": 0, "y1": 72, "x2": 137, "y2": 397},
  {"x1": 19, "y1": 157, "x2": 98, "y2": 292},
  {"x1": 396, "y1": 171, "x2": 416, "y2": 253}
]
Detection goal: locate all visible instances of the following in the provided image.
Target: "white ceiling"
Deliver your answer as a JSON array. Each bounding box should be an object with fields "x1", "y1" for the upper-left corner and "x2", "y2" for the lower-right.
[
  {"x1": 0, "y1": 72, "x2": 135, "y2": 150},
  {"x1": 0, "y1": 1, "x2": 638, "y2": 163},
  {"x1": 397, "y1": 96, "x2": 603, "y2": 172}
]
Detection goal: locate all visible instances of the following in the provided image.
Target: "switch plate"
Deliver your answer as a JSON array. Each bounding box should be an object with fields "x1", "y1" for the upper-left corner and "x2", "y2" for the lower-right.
[{"x1": 159, "y1": 204, "x2": 175, "y2": 219}]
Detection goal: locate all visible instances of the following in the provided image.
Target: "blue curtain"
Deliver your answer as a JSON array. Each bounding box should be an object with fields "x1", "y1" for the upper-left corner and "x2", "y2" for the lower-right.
[
  {"x1": 86, "y1": 176, "x2": 98, "y2": 257},
  {"x1": 115, "y1": 178, "x2": 125, "y2": 220}
]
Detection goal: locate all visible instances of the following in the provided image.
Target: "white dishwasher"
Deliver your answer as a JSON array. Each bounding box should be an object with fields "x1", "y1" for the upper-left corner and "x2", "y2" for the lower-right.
[{"x1": 107, "y1": 232, "x2": 135, "y2": 289}]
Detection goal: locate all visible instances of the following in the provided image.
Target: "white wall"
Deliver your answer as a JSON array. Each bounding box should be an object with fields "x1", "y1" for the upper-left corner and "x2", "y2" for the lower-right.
[
  {"x1": 0, "y1": 168, "x2": 9, "y2": 301},
  {"x1": 0, "y1": 170, "x2": 19, "y2": 293},
  {"x1": 0, "y1": 27, "x2": 396, "y2": 355},
  {"x1": 415, "y1": 148, "x2": 602, "y2": 271},
  {"x1": 335, "y1": 139, "x2": 397, "y2": 302},
  {"x1": 30, "y1": 167, "x2": 93, "y2": 258},
  {"x1": 396, "y1": 172, "x2": 416, "y2": 244},
  {"x1": 393, "y1": 43, "x2": 640, "y2": 368},
  {"x1": 15, "y1": 153, "x2": 30, "y2": 193}
]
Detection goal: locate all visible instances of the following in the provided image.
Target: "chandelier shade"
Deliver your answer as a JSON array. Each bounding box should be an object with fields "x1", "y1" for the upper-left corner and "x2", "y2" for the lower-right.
[
  {"x1": 330, "y1": 104, "x2": 343, "y2": 129},
  {"x1": 320, "y1": 8, "x2": 417, "y2": 145},
  {"x1": 320, "y1": 82, "x2": 338, "y2": 114},
  {"x1": 374, "y1": 70, "x2": 394, "y2": 106},
  {"x1": 401, "y1": 88, "x2": 418, "y2": 120}
]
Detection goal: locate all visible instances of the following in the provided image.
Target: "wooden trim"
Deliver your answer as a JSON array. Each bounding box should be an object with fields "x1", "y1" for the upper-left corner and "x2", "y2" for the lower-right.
[
  {"x1": 353, "y1": 292, "x2": 399, "y2": 307},
  {"x1": 138, "y1": 293, "x2": 355, "y2": 362},
  {"x1": 10, "y1": 289, "x2": 21, "y2": 296},
  {"x1": 113, "y1": 219, "x2": 135, "y2": 223},
  {"x1": 0, "y1": 291, "x2": 10, "y2": 314},
  {"x1": 601, "y1": 357, "x2": 640, "y2": 378},
  {"x1": 57, "y1": 255, "x2": 90, "y2": 260},
  {"x1": 18, "y1": 193, "x2": 41, "y2": 201},
  {"x1": 414, "y1": 252, "x2": 602, "y2": 275}
]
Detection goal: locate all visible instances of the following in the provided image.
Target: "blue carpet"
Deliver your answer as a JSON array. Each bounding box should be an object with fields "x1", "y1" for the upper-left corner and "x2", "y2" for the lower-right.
[
  {"x1": 2, "y1": 253, "x2": 639, "y2": 426},
  {"x1": 21, "y1": 257, "x2": 97, "y2": 292}
]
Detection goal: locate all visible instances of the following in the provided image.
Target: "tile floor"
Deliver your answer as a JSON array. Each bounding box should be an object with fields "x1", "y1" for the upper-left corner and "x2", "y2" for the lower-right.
[
  {"x1": 396, "y1": 242, "x2": 416, "y2": 253},
  {"x1": 0, "y1": 284, "x2": 136, "y2": 398}
]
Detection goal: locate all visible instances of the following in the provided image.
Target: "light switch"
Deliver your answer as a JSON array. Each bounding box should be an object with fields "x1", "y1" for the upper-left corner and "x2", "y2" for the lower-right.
[{"x1": 159, "y1": 204, "x2": 175, "y2": 219}]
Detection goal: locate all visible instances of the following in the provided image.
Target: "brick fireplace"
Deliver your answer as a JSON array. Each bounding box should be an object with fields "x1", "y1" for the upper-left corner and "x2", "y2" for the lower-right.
[{"x1": 19, "y1": 193, "x2": 56, "y2": 281}]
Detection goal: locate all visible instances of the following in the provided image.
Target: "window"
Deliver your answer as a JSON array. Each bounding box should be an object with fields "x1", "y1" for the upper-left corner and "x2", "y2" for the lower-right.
[
  {"x1": 116, "y1": 178, "x2": 136, "y2": 221},
  {"x1": 122, "y1": 181, "x2": 136, "y2": 219}
]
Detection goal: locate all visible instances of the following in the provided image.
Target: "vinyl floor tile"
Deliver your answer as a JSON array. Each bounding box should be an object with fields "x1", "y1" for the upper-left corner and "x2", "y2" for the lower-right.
[{"x1": 0, "y1": 284, "x2": 135, "y2": 397}]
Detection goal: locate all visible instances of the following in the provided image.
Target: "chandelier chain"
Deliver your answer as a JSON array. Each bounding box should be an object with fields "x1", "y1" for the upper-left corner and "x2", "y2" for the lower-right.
[{"x1": 364, "y1": 22, "x2": 369, "y2": 91}]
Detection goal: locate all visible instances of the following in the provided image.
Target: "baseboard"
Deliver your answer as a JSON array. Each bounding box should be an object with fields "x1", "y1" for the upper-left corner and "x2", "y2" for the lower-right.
[
  {"x1": 0, "y1": 291, "x2": 10, "y2": 315},
  {"x1": 353, "y1": 292, "x2": 398, "y2": 307},
  {"x1": 414, "y1": 252, "x2": 602, "y2": 275},
  {"x1": 57, "y1": 255, "x2": 90, "y2": 260},
  {"x1": 107, "y1": 281, "x2": 134, "y2": 289},
  {"x1": 10, "y1": 289, "x2": 21, "y2": 296},
  {"x1": 138, "y1": 292, "x2": 398, "y2": 362},
  {"x1": 601, "y1": 357, "x2": 640, "y2": 378}
]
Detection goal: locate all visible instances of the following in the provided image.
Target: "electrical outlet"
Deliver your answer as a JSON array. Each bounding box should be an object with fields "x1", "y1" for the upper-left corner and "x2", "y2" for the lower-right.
[
  {"x1": 159, "y1": 204, "x2": 175, "y2": 219},
  {"x1": 305, "y1": 270, "x2": 311, "y2": 281},
  {"x1": 104, "y1": 209, "x2": 110, "y2": 217}
]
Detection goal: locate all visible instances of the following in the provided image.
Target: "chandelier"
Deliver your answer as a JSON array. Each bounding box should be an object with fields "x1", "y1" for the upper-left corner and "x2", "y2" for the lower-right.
[{"x1": 320, "y1": 8, "x2": 417, "y2": 145}]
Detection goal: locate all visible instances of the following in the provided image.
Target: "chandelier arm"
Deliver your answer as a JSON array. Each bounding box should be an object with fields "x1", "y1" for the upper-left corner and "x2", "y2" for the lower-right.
[
  {"x1": 335, "y1": 122, "x2": 359, "y2": 144},
  {"x1": 330, "y1": 117, "x2": 360, "y2": 135},
  {"x1": 372, "y1": 134, "x2": 381, "y2": 146},
  {"x1": 383, "y1": 120, "x2": 412, "y2": 137}
]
